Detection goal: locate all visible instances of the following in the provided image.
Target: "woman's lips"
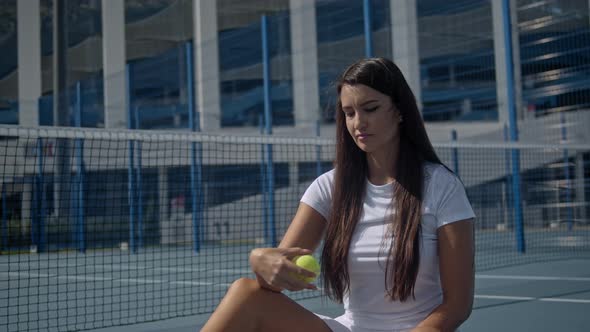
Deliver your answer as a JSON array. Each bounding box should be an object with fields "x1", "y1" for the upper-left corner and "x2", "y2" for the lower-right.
[{"x1": 356, "y1": 134, "x2": 371, "y2": 140}]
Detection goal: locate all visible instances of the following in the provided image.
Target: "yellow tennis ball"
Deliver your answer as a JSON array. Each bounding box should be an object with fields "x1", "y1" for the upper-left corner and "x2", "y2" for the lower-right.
[{"x1": 292, "y1": 255, "x2": 320, "y2": 283}]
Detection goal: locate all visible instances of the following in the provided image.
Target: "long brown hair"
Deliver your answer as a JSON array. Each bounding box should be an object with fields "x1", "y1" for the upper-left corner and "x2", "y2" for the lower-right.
[{"x1": 321, "y1": 58, "x2": 444, "y2": 302}]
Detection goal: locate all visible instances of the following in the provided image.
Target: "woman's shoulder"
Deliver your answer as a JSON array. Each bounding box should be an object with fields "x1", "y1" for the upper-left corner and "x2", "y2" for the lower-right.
[
  {"x1": 423, "y1": 162, "x2": 458, "y2": 186},
  {"x1": 315, "y1": 168, "x2": 336, "y2": 185}
]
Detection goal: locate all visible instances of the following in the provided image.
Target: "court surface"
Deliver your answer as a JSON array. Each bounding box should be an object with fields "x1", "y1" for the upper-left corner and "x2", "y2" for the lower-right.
[{"x1": 84, "y1": 258, "x2": 590, "y2": 332}]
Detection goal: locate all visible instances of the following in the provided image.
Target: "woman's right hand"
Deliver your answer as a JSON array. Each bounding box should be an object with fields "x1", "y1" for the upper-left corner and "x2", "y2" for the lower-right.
[{"x1": 249, "y1": 247, "x2": 318, "y2": 292}]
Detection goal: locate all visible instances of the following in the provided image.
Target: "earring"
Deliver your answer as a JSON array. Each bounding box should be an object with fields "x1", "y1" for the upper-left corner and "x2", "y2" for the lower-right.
[{"x1": 399, "y1": 115, "x2": 403, "y2": 123}]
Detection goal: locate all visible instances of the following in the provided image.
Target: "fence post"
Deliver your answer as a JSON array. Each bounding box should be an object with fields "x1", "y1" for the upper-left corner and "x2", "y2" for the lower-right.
[
  {"x1": 363, "y1": 0, "x2": 373, "y2": 57},
  {"x1": 126, "y1": 64, "x2": 136, "y2": 254},
  {"x1": 560, "y1": 112, "x2": 574, "y2": 230},
  {"x1": 186, "y1": 41, "x2": 203, "y2": 252},
  {"x1": 1, "y1": 186, "x2": 6, "y2": 252},
  {"x1": 316, "y1": 120, "x2": 322, "y2": 178},
  {"x1": 35, "y1": 138, "x2": 45, "y2": 253},
  {"x1": 451, "y1": 129, "x2": 459, "y2": 176},
  {"x1": 75, "y1": 82, "x2": 85, "y2": 253},
  {"x1": 133, "y1": 104, "x2": 143, "y2": 248},
  {"x1": 502, "y1": 0, "x2": 525, "y2": 253},
  {"x1": 262, "y1": 15, "x2": 276, "y2": 247},
  {"x1": 260, "y1": 114, "x2": 268, "y2": 243}
]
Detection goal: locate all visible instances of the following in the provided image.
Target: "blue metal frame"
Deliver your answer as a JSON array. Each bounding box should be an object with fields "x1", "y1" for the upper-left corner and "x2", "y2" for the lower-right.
[
  {"x1": 1, "y1": 186, "x2": 6, "y2": 251},
  {"x1": 504, "y1": 124, "x2": 513, "y2": 223},
  {"x1": 75, "y1": 82, "x2": 86, "y2": 253},
  {"x1": 35, "y1": 138, "x2": 46, "y2": 253},
  {"x1": 451, "y1": 129, "x2": 459, "y2": 176},
  {"x1": 137, "y1": 143, "x2": 144, "y2": 249},
  {"x1": 560, "y1": 113, "x2": 573, "y2": 230},
  {"x1": 126, "y1": 65, "x2": 137, "y2": 253},
  {"x1": 363, "y1": 0, "x2": 373, "y2": 57},
  {"x1": 133, "y1": 104, "x2": 144, "y2": 248},
  {"x1": 259, "y1": 114, "x2": 268, "y2": 243},
  {"x1": 262, "y1": 15, "x2": 276, "y2": 247},
  {"x1": 316, "y1": 120, "x2": 322, "y2": 178},
  {"x1": 502, "y1": 0, "x2": 525, "y2": 253},
  {"x1": 186, "y1": 41, "x2": 203, "y2": 253}
]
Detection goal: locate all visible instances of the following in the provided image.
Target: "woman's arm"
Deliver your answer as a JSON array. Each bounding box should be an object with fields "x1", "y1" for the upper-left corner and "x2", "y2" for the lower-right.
[
  {"x1": 279, "y1": 202, "x2": 327, "y2": 250},
  {"x1": 412, "y1": 219, "x2": 475, "y2": 332},
  {"x1": 249, "y1": 203, "x2": 327, "y2": 292}
]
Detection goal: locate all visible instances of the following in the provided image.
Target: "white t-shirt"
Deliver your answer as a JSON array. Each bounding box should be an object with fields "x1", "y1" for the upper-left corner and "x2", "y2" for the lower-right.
[{"x1": 300, "y1": 163, "x2": 475, "y2": 331}]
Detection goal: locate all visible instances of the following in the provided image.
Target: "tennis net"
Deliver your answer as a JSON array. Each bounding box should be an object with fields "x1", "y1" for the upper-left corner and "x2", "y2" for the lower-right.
[{"x1": 0, "y1": 125, "x2": 588, "y2": 331}]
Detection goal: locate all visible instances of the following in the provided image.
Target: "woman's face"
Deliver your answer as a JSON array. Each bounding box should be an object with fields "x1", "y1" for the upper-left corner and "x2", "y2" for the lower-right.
[{"x1": 340, "y1": 84, "x2": 401, "y2": 155}]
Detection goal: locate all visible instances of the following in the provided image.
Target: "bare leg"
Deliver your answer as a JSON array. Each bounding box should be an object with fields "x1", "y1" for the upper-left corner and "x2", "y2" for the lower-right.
[{"x1": 200, "y1": 278, "x2": 333, "y2": 332}]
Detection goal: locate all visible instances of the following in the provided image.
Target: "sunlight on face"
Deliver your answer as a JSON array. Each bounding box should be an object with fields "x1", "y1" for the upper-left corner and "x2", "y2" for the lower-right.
[{"x1": 340, "y1": 84, "x2": 401, "y2": 155}]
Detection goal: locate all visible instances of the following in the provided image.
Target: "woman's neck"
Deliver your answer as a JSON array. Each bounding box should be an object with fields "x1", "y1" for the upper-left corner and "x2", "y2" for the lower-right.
[{"x1": 366, "y1": 146, "x2": 398, "y2": 186}]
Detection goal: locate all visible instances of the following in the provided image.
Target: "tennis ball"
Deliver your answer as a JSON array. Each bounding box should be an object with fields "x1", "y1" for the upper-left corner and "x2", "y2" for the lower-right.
[{"x1": 292, "y1": 255, "x2": 320, "y2": 283}]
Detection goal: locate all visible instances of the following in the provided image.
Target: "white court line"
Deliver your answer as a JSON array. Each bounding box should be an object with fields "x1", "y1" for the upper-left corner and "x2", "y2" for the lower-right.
[
  {"x1": 2, "y1": 271, "x2": 234, "y2": 288},
  {"x1": 4, "y1": 272, "x2": 588, "y2": 303},
  {"x1": 172, "y1": 280, "x2": 215, "y2": 286},
  {"x1": 213, "y1": 269, "x2": 252, "y2": 274},
  {"x1": 477, "y1": 274, "x2": 590, "y2": 282},
  {"x1": 476, "y1": 294, "x2": 590, "y2": 304},
  {"x1": 156, "y1": 267, "x2": 205, "y2": 273},
  {"x1": 57, "y1": 275, "x2": 112, "y2": 281},
  {"x1": 89, "y1": 264, "x2": 148, "y2": 271},
  {"x1": 114, "y1": 278, "x2": 167, "y2": 284},
  {"x1": 172, "y1": 281, "x2": 231, "y2": 287},
  {"x1": 89, "y1": 264, "x2": 242, "y2": 274},
  {"x1": 3, "y1": 272, "x2": 56, "y2": 278}
]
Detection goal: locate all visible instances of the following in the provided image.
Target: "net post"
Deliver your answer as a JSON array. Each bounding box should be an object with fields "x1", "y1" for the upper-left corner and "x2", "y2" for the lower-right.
[
  {"x1": 503, "y1": 124, "x2": 513, "y2": 227},
  {"x1": 136, "y1": 140, "x2": 143, "y2": 249},
  {"x1": 132, "y1": 94, "x2": 144, "y2": 249},
  {"x1": 31, "y1": 150, "x2": 38, "y2": 252},
  {"x1": 260, "y1": 114, "x2": 268, "y2": 244},
  {"x1": 561, "y1": 113, "x2": 573, "y2": 231},
  {"x1": 502, "y1": 0, "x2": 525, "y2": 253},
  {"x1": 451, "y1": 129, "x2": 459, "y2": 176},
  {"x1": 262, "y1": 15, "x2": 276, "y2": 247},
  {"x1": 75, "y1": 81, "x2": 86, "y2": 253},
  {"x1": 316, "y1": 120, "x2": 322, "y2": 177},
  {"x1": 126, "y1": 64, "x2": 136, "y2": 254},
  {"x1": 262, "y1": 16, "x2": 272, "y2": 135},
  {"x1": 186, "y1": 41, "x2": 202, "y2": 253},
  {"x1": 1, "y1": 186, "x2": 6, "y2": 252},
  {"x1": 35, "y1": 138, "x2": 46, "y2": 253},
  {"x1": 363, "y1": 0, "x2": 373, "y2": 57}
]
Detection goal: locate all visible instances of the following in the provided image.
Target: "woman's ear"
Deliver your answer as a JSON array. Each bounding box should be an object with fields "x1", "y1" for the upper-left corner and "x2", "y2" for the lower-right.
[{"x1": 392, "y1": 107, "x2": 403, "y2": 124}]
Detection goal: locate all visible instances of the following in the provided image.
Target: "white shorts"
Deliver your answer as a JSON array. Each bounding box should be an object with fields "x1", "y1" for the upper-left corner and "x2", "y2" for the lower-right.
[
  {"x1": 315, "y1": 314, "x2": 460, "y2": 332},
  {"x1": 315, "y1": 313, "x2": 354, "y2": 332}
]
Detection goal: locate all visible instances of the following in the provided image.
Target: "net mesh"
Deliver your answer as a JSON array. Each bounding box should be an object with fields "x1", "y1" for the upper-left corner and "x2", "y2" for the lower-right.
[{"x1": 0, "y1": 125, "x2": 589, "y2": 331}]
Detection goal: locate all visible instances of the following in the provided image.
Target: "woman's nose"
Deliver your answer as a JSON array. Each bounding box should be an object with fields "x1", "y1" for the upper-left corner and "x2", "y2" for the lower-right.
[{"x1": 354, "y1": 112, "x2": 367, "y2": 129}]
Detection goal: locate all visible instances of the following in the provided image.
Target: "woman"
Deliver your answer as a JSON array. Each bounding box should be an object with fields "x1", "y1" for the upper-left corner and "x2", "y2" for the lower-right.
[{"x1": 201, "y1": 58, "x2": 475, "y2": 332}]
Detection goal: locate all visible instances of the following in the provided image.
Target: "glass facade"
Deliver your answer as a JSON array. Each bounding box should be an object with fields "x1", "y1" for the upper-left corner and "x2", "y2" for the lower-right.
[
  {"x1": 37, "y1": 0, "x2": 104, "y2": 127},
  {"x1": 217, "y1": 0, "x2": 293, "y2": 127},
  {"x1": 517, "y1": 0, "x2": 590, "y2": 118},
  {"x1": 418, "y1": 0, "x2": 497, "y2": 122},
  {"x1": 125, "y1": 0, "x2": 193, "y2": 129},
  {"x1": 40, "y1": 0, "x2": 53, "y2": 126},
  {"x1": 1, "y1": 0, "x2": 589, "y2": 127},
  {"x1": 316, "y1": 0, "x2": 391, "y2": 122},
  {"x1": 0, "y1": 0, "x2": 17, "y2": 124}
]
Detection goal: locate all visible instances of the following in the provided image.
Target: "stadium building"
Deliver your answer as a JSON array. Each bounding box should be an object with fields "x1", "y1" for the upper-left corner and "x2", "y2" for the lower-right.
[{"x1": 0, "y1": 0, "x2": 588, "y2": 249}]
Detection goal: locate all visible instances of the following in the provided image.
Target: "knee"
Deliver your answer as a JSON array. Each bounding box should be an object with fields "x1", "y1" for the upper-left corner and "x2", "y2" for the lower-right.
[{"x1": 227, "y1": 277, "x2": 260, "y2": 298}]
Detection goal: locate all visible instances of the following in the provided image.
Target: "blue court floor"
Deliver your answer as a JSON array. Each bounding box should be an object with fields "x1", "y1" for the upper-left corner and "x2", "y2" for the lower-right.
[{"x1": 88, "y1": 258, "x2": 590, "y2": 332}]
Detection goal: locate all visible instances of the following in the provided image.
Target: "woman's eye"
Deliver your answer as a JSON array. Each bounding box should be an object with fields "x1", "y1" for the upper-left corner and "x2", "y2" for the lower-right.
[
  {"x1": 365, "y1": 107, "x2": 378, "y2": 112},
  {"x1": 344, "y1": 112, "x2": 354, "y2": 118}
]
